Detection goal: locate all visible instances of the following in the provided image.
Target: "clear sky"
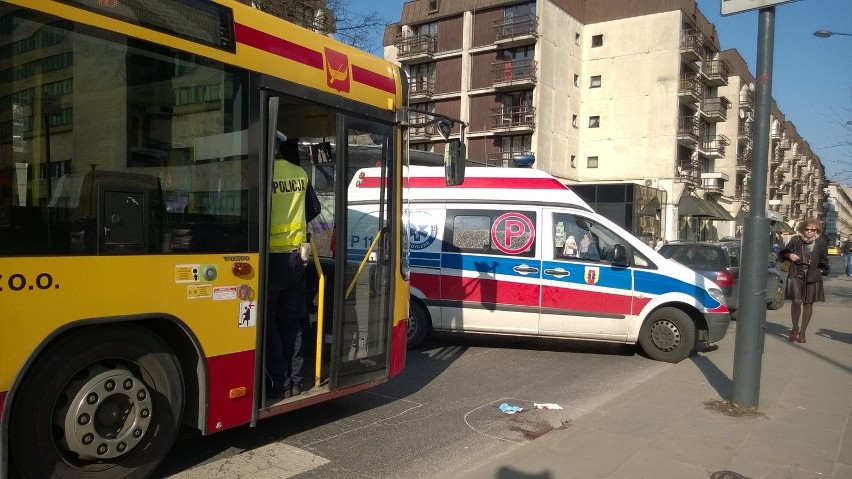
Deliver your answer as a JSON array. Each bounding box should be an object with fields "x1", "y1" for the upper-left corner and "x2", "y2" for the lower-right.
[{"x1": 347, "y1": 0, "x2": 852, "y2": 185}]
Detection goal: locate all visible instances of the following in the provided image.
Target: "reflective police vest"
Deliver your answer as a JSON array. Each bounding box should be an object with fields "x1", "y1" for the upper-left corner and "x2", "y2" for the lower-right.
[{"x1": 270, "y1": 160, "x2": 308, "y2": 253}]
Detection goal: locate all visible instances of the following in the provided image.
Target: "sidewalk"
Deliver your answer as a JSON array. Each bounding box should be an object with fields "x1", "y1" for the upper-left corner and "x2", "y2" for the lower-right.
[{"x1": 460, "y1": 274, "x2": 852, "y2": 479}]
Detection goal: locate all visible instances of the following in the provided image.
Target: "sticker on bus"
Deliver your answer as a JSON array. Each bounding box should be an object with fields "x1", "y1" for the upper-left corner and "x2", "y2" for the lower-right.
[{"x1": 239, "y1": 301, "x2": 257, "y2": 327}]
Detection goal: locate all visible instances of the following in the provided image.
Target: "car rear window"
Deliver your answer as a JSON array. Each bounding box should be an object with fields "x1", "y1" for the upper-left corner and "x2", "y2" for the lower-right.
[{"x1": 659, "y1": 245, "x2": 727, "y2": 270}]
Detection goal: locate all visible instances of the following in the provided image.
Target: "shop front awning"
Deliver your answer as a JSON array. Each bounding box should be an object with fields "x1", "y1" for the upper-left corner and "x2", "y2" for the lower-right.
[{"x1": 678, "y1": 195, "x2": 733, "y2": 221}]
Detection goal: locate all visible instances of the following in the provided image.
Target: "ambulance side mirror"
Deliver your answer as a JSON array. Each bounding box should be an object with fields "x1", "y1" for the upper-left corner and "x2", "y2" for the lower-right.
[
  {"x1": 445, "y1": 139, "x2": 465, "y2": 186},
  {"x1": 612, "y1": 244, "x2": 629, "y2": 267}
]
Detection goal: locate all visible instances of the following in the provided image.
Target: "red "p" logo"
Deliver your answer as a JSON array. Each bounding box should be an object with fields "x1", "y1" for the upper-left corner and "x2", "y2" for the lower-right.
[{"x1": 491, "y1": 213, "x2": 535, "y2": 254}]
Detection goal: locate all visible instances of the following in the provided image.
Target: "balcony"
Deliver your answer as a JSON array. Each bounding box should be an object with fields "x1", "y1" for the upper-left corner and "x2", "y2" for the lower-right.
[
  {"x1": 485, "y1": 149, "x2": 533, "y2": 168},
  {"x1": 676, "y1": 159, "x2": 701, "y2": 184},
  {"x1": 395, "y1": 34, "x2": 437, "y2": 63},
  {"x1": 738, "y1": 120, "x2": 753, "y2": 145},
  {"x1": 409, "y1": 76, "x2": 435, "y2": 100},
  {"x1": 779, "y1": 137, "x2": 791, "y2": 150},
  {"x1": 701, "y1": 172, "x2": 729, "y2": 194},
  {"x1": 677, "y1": 116, "x2": 701, "y2": 145},
  {"x1": 703, "y1": 59, "x2": 731, "y2": 86},
  {"x1": 735, "y1": 184, "x2": 749, "y2": 200},
  {"x1": 680, "y1": 30, "x2": 704, "y2": 62},
  {"x1": 491, "y1": 58, "x2": 537, "y2": 90},
  {"x1": 490, "y1": 105, "x2": 535, "y2": 133},
  {"x1": 736, "y1": 152, "x2": 751, "y2": 172},
  {"x1": 701, "y1": 134, "x2": 730, "y2": 158},
  {"x1": 678, "y1": 74, "x2": 703, "y2": 104},
  {"x1": 494, "y1": 13, "x2": 538, "y2": 46},
  {"x1": 740, "y1": 90, "x2": 755, "y2": 111},
  {"x1": 701, "y1": 96, "x2": 730, "y2": 122}
]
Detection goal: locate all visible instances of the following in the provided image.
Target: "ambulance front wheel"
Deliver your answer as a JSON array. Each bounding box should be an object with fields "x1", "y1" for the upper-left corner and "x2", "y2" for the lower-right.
[
  {"x1": 638, "y1": 308, "x2": 696, "y2": 363},
  {"x1": 407, "y1": 299, "x2": 431, "y2": 349}
]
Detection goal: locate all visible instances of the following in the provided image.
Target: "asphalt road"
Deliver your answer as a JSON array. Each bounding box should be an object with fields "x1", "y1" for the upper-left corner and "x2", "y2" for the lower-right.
[{"x1": 155, "y1": 335, "x2": 669, "y2": 478}]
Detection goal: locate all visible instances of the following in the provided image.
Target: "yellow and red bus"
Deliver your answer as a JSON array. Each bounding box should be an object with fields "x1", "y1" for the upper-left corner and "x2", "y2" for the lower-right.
[{"x1": 0, "y1": 1, "x2": 463, "y2": 477}]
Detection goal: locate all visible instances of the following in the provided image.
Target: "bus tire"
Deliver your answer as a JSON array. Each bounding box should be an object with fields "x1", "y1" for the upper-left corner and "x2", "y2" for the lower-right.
[
  {"x1": 407, "y1": 299, "x2": 431, "y2": 349},
  {"x1": 9, "y1": 324, "x2": 184, "y2": 479},
  {"x1": 638, "y1": 308, "x2": 696, "y2": 363}
]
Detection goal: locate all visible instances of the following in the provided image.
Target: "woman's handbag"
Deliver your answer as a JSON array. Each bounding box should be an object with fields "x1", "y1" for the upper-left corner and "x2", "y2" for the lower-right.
[{"x1": 780, "y1": 259, "x2": 792, "y2": 273}]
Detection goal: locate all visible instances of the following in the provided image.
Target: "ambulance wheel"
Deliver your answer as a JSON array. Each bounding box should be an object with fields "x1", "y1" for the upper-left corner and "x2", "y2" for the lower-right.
[
  {"x1": 638, "y1": 308, "x2": 695, "y2": 363},
  {"x1": 9, "y1": 324, "x2": 184, "y2": 479},
  {"x1": 407, "y1": 299, "x2": 431, "y2": 349}
]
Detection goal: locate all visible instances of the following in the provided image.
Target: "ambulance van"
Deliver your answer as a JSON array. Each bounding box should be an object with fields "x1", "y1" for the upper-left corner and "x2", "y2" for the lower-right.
[{"x1": 348, "y1": 166, "x2": 730, "y2": 363}]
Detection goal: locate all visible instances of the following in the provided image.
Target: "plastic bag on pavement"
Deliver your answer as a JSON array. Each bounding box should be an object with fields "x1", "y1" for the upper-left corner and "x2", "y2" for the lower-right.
[
  {"x1": 498, "y1": 403, "x2": 523, "y2": 414},
  {"x1": 534, "y1": 403, "x2": 563, "y2": 410}
]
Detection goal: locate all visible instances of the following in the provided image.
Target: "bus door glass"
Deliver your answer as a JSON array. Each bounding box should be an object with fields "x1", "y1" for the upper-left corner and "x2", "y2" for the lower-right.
[{"x1": 332, "y1": 118, "x2": 394, "y2": 389}]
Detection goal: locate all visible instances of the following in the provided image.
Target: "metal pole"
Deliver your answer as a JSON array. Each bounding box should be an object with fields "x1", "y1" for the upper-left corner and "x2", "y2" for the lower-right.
[{"x1": 732, "y1": 7, "x2": 775, "y2": 407}]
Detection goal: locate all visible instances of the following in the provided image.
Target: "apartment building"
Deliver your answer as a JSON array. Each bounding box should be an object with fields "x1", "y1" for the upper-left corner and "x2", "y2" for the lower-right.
[
  {"x1": 385, "y1": 0, "x2": 826, "y2": 242},
  {"x1": 825, "y1": 183, "x2": 852, "y2": 246}
]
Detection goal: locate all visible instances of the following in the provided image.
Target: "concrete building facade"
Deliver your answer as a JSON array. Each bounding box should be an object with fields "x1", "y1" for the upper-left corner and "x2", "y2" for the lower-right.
[{"x1": 385, "y1": 0, "x2": 827, "y2": 242}]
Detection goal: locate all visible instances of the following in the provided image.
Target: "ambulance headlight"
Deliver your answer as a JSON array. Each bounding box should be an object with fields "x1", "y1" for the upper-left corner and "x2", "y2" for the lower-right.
[{"x1": 707, "y1": 287, "x2": 725, "y2": 305}]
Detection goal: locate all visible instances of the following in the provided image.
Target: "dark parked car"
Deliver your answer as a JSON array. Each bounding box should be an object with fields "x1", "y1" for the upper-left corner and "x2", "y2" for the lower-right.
[{"x1": 658, "y1": 241, "x2": 784, "y2": 311}]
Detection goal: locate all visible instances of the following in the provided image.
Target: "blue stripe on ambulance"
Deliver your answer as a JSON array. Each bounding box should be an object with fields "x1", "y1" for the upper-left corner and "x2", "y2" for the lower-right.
[
  {"x1": 540, "y1": 261, "x2": 632, "y2": 290},
  {"x1": 410, "y1": 251, "x2": 441, "y2": 269},
  {"x1": 633, "y1": 270, "x2": 723, "y2": 309},
  {"x1": 441, "y1": 252, "x2": 541, "y2": 278}
]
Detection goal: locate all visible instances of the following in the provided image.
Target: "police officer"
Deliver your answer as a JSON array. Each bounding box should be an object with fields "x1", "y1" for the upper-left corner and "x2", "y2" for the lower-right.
[{"x1": 266, "y1": 134, "x2": 320, "y2": 401}]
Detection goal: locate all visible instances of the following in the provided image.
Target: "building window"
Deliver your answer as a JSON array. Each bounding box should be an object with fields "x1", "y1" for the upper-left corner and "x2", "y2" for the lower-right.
[
  {"x1": 571, "y1": 155, "x2": 576, "y2": 168},
  {"x1": 589, "y1": 116, "x2": 600, "y2": 128},
  {"x1": 592, "y1": 34, "x2": 603, "y2": 47},
  {"x1": 575, "y1": 33, "x2": 580, "y2": 45},
  {"x1": 428, "y1": 0, "x2": 439, "y2": 12},
  {"x1": 587, "y1": 156, "x2": 599, "y2": 168},
  {"x1": 573, "y1": 74, "x2": 579, "y2": 87},
  {"x1": 572, "y1": 115, "x2": 578, "y2": 128},
  {"x1": 590, "y1": 75, "x2": 601, "y2": 88}
]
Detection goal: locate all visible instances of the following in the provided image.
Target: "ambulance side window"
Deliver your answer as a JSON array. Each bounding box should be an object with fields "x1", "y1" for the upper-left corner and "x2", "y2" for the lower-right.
[
  {"x1": 552, "y1": 212, "x2": 626, "y2": 265},
  {"x1": 446, "y1": 209, "x2": 536, "y2": 258}
]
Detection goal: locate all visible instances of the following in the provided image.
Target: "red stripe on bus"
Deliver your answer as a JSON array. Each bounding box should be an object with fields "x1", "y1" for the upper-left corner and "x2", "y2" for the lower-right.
[
  {"x1": 206, "y1": 350, "x2": 256, "y2": 433},
  {"x1": 359, "y1": 176, "x2": 569, "y2": 190},
  {"x1": 352, "y1": 65, "x2": 396, "y2": 94},
  {"x1": 235, "y1": 23, "x2": 323, "y2": 70},
  {"x1": 0, "y1": 391, "x2": 6, "y2": 419},
  {"x1": 389, "y1": 320, "x2": 407, "y2": 377}
]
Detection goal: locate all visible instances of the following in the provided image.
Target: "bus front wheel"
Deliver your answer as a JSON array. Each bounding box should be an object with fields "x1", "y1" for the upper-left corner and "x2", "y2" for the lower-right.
[{"x1": 10, "y1": 324, "x2": 184, "y2": 479}]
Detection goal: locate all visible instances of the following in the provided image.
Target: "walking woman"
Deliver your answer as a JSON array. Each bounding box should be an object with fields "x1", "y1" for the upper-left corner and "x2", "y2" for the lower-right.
[{"x1": 778, "y1": 218, "x2": 830, "y2": 344}]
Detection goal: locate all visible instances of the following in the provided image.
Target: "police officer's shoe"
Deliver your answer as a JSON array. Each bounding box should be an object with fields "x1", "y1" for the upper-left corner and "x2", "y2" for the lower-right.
[{"x1": 292, "y1": 384, "x2": 301, "y2": 396}]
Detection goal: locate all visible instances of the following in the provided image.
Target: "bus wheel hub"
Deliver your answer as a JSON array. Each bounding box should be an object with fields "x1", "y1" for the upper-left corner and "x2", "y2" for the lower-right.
[{"x1": 61, "y1": 368, "x2": 153, "y2": 460}]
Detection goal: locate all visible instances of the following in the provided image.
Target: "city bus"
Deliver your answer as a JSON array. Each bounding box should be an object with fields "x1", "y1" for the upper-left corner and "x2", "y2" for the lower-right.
[{"x1": 0, "y1": 1, "x2": 464, "y2": 477}]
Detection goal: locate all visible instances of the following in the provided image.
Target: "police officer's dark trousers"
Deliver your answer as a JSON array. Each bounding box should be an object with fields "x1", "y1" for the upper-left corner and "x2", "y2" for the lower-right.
[{"x1": 266, "y1": 250, "x2": 305, "y2": 392}]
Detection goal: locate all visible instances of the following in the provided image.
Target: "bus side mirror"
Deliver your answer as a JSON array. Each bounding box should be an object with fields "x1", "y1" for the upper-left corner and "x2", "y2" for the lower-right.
[{"x1": 445, "y1": 139, "x2": 465, "y2": 186}]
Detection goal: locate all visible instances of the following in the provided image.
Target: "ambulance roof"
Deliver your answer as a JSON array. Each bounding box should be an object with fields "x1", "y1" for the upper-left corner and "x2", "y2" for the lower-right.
[{"x1": 350, "y1": 166, "x2": 593, "y2": 211}]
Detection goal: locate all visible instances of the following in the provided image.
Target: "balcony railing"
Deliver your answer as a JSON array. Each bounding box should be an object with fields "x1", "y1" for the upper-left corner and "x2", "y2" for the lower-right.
[
  {"x1": 485, "y1": 149, "x2": 533, "y2": 167},
  {"x1": 738, "y1": 120, "x2": 753, "y2": 142},
  {"x1": 701, "y1": 172, "x2": 729, "y2": 194},
  {"x1": 736, "y1": 153, "x2": 751, "y2": 171},
  {"x1": 676, "y1": 159, "x2": 701, "y2": 184},
  {"x1": 701, "y1": 96, "x2": 730, "y2": 122},
  {"x1": 703, "y1": 59, "x2": 731, "y2": 86},
  {"x1": 677, "y1": 116, "x2": 701, "y2": 143},
  {"x1": 680, "y1": 30, "x2": 704, "y2": 61},
  {"x1": 678, "y1": 74, "x2": 703, "y2": 103},
  {"x1": 702, "y1": 134, "x2": 730, "y2": 157},
  {"x1": 740, "y1": 90, "x2": 755, "y2": 111},
  {"x1": 395, "y1": 34, "x2": 437, "y2": 61},
  {"x1": 494, "y1": 13, "x2": 539, "y2": 44},
  {"x1": 409, "y1": 76, "x2": 435, "y2": 99},
  {"x1": 735, "y1": 184, "x2": 748, "y2": 200},
  {"x1": 490, "y1": 105, "x2": 536, "y2": 131},
  {"x1": 491, "y1": 58, "x2": 537, "y2": 89}
]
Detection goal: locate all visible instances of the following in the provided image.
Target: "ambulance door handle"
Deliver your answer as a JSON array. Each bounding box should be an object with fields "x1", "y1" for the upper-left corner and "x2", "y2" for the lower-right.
[
  {"x1": 513, "y1": 265, "x2": 539, "y2": 274},
  {"x1": 544, "y1": 268, "x2": 570, "y2": 277}
]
